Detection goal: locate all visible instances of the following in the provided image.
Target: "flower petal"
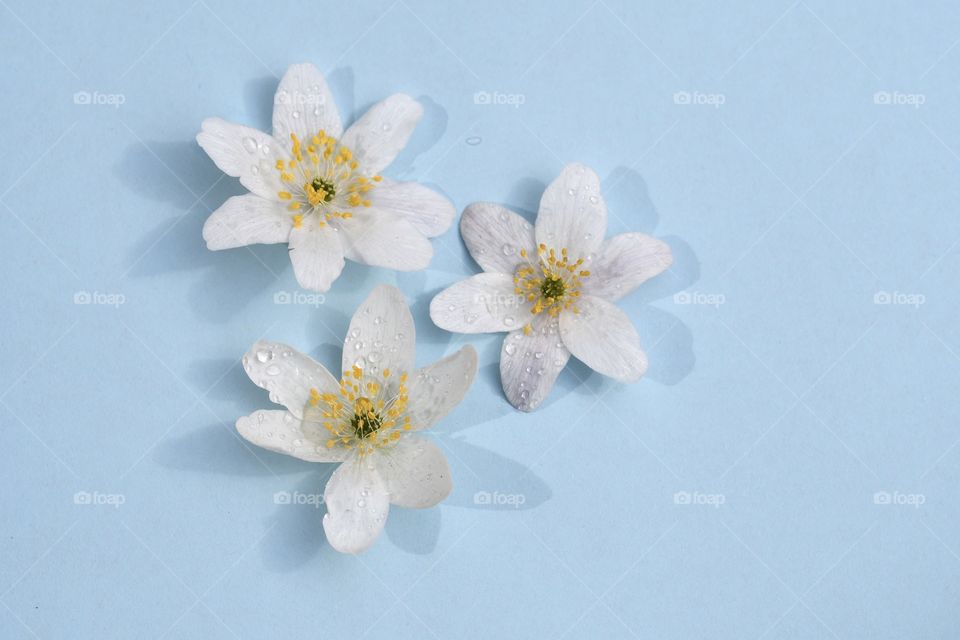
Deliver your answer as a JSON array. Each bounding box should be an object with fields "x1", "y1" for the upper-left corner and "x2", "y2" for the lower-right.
[
  {"x1": 202, "y1": 194, "x2": 292, "y2": 250},
  {"x1": 370, "y1": 179, "x2": 455, "y2": 238},
  {"x1": 272, "y1": 62, "x2": 342, "y2": 150},
  {"x1": 339, "y1": 94, "x2": 423, "y2": 174},
  {"x1": 535, "y1": 163, "x2": 607, "y2": 258},
  {"x1": 236, "y1": 409, "x2": 349, "y2": 462},
  {"x1": 322, "y1": 459, "x2": 390, "y2": 554},
  {"x1": 500, "y1": 318, "x2": 571, "y2": 412},
  {"x1": 559, "y1": 295, "x2": 648, "y2": 382},
  {"x1": 406, "y1": 345, "x2": 477, "y2": 431},
  {"x1": 375, "y1": 436, "x2": 452, "y2": 508},
  {"x1": 342, "y1": 284, "x2": 416, "y2": 378},
  {"x1": 288, "y1": 216, "x2": 345, "y2": 292},
  {"x1": 242, "y1": 341, "x2": 339, "y2": 418},
  {"x1": 429, "y1": 273, "x2": 533, "y2": 333},
  {"x1": 338, "y1": 207, "x2": 433, "y2": 271},
  {"x1": 196, "y1": 117, "x2": 284, "y2": 200},
  {"x1": 585, "y1": 233, "x2": 673, "y2": 301},
  {"x1": 460, "y1": 202, "x2": 536, "y2": 274}
]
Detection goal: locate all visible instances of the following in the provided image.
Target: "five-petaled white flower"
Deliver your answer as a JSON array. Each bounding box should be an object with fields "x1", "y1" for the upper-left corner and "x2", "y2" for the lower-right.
[
  {"x1": 237, "y1": 285, "x2": 477, "y2": 553},
  {"x1": 197, "y1": 62, "x2": 455, "y2": 292},
  {"x1": 430, "y1": 163, "x2": 673, "y2": 411}
]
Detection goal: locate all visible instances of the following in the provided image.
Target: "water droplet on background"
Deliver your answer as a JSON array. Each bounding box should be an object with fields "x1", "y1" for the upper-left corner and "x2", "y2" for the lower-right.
[{"x1": 465, "y1": 136, "x2": 482, "y2": 146}]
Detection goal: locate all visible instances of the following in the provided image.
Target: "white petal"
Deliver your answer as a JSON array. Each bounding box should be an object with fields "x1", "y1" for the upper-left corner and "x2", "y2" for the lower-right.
[
  {"x1": 586, "y1": 233, "x2": 673, "y2": 301},
  {"x1": 272, "y1": 63, "x2": 342, "y2": 150},
  {"x1": 535, "y1": 163, "x2": 607, "y2": 258},
  {"x1": 236, "y1": 409, "x2": 349, "y2": 462},
  {"x1": 430, "y1": 274, "x2": 533, "y2": 333},
  {"x1": 370, "y1": 179, "x2": 455, "y2": 237},
  {"x1": 196, "y1": 117, "x2": 284, "y2": 200},
  {"x1": 242, "y1": 341, "x2": 339, "y2": 418},
  {"x1": 460, "y1": 202, "x2": 537, "y2": 274},
  {"x1": 559, "y1": 296, "x2": 648, "y2": 382},
  {"x1": 340, "y1": 94, "x2": 423, "y2": 174},
  {"x1": 202, "y1": 194, "x2": 292, "y2": 250},
  {"x1": 500, "y1": 319, "x2": 571, "y2": 412},
  {"x1": 374, "y1": 436, "x2": 452, "y2": 508},
  {"x1": 338, "y1": 207, "x2": 433, "y2": 271},
  {"x1": 342, "y1": 284, "x2": 416, "y2": 377},
  {"x1": 322, "y1": 459, "x2": 390, "y2": 554},
  {"x1": 405, "y1": 345, "x2": 477, "y2": 431},
  {"x1": 288, "y1": 216, "x2": 345, "y2": 292}
]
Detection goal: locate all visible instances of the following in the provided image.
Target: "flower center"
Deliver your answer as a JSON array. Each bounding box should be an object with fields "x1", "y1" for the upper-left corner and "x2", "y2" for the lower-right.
[
  {"x1": 305, "y1": 365, "x2": 412, "y2": 457},
  {"x1": 350, "y1": 397, "x2": 382, "y2": 439},
  {"x1": 274, "y1": 129, "x2": 383, "y2": 230},
  {"x1": 514, "y1": 243, "x2": 590, "y2": 335}
]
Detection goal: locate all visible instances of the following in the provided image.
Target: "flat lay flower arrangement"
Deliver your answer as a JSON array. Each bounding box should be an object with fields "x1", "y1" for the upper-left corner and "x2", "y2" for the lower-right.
[{"x1": 201, "y1": 63, "x2": 673, "y2": 553}]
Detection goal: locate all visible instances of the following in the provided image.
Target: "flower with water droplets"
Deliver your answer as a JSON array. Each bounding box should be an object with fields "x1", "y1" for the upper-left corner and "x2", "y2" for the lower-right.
[
  {"x1": 197, "y1": 63, "x2": 455, "y2": 292},
  {"x1": 237, "y1": 285, "x2": 477, "y2": 553},
  {"x1": 430, "y1": 163, "x2": 672, "y2": 411}
]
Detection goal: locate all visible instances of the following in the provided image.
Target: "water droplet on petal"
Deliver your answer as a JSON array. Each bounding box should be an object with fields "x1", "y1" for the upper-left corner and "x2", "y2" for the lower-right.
[
  {"x1": 266, "y1": 364, "x2": 281, "y2": 376},
  {"x1": 292, "y1": 110, "x2": 300, "y2": 119},
  {"x1": 354, "y1": 357, "x2": 366, "y2": 369},
  {"x1": 534, "y1": 352, "x2": 543, "y2": 359},
  {"x1": 381, "y1": 123, "x2": 391, "y2": 131},
  {"x1": 357, "y1": 499, "x2": 366, "y2": 507},
  {"x1": 368, "y1": 352, "x2": 380, "y2": 363},
  {"x1": 504, "y1": 316, "x2": 515, "y2": 326},
  {"x1": 502, "y1": 244, "x2": 515, "y2": 256},
  {"x1": 242, "y1": 137, "x2": 258, "y2": 153},
  {"x1": 256, "y1": 349, "x2": 272, "y2": 363},
  {"x1": 567, "y1": 188, "x2": 576, "y2": 196},
  {"x1": 589, "y1": 195, "x2": 599, "y2": 204},
  {"x1": 373, "y1": 316, "x2": 382, "y2": 325},
  {"x1": 499, "y1": 210, "x2": 508, "y2": 222},
  {"x1": 250, "y1": 164, "x2": 260, "y2": 175},
  {"x1": 505, "y1": 343, "x2": 517, "y2": 355}
]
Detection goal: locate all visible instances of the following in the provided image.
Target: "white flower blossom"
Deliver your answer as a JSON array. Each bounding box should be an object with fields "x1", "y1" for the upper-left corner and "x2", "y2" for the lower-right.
[
  {"x1": 237, "y1": 285, "x2": 477, "y2": 553},
  {"x1": 430, "y1": 163, "x2": 672, "y2": 411},
  {"x1": 198, "y1": 63, "x2": 454, "y2": 291}
]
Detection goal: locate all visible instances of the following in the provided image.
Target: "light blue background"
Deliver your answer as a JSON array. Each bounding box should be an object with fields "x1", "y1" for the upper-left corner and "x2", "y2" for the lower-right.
[{"x1": 2, "y1": 1, "x2": 959, "y2": 638}]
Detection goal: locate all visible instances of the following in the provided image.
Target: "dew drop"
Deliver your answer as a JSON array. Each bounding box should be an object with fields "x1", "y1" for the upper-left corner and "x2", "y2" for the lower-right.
[
  {"x1": 368, "y1": 352, "x2": 380, "y2": 363},
  {"x1": 373, "y1": 316, "x2": 383, "y2": 325},
  {"x1": 534, "y1": 352, "x2": 543, "y2": 359},
  {"x1": 266, "y1": 364, "x2": 281, "y2": 376},
  {"x1": 354, "y1": 341, "x2": 365, "y2": 350},
  {"x1": 242, "y1": 137, "x2": 258, "y2": 153},
  {"x1": 465, "y1": 313, "x2": 478, "y2": 324},
  {"x1": 502, "y1": 244, "x2": 515, "y2": 256},
  {"x1": 499, "y1": 210, "x2": 508, "y2": 222},
  {"x1": 504, "y1": 316, "x2": 515, "y2": 326},
  {"x1": 313, "y1": 107, "x2": 321, "y2": 116},
  {"x1": 381, "y1": 123, "x2": 391, "y2": 131},
  {"x1": 350, "y1": 328, "x2": 361, "y2": 338},
  {"x1": 357, "y1": 499, "x2": 366, "y2": 507},
  {"x1": 250, "y1": 164, "x2": 260, "y2": 175},
  {"x1": 394, "y1": 332, "x2": 404, "y2": 340},
  {"x1": 291, "y1": 110, "x2": 300, "y2": 119},
  {"x1": 505, "y1": 343, "x2": 517, "y2": 355},
  {"x1": 589, "y1": 195, "x2": 599, "y2": 204},
  {"x1": 256, "y1": 349, "x2": 272, "y2": 363},
  {"x1": 354, "y1": 357, "x2": 366, "y2": 369},
  {"x1": 567, "y1": 188, "x2": 576, "y2": 196},
  {"x1": 465, "y1": 136, "x2": 482, "y2": 146}
]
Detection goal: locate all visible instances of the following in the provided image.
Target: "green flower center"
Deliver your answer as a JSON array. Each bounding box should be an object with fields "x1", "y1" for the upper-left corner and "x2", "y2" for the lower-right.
[
  {"x1": 310, "y1": 177, "x2": 336, "y2": 202},
  {"x1": 350, "y1": 397, "x2": 382, "y2": 440},
  {"x1": 539, "y1": 276, "x2": 566, "y2": 300}
]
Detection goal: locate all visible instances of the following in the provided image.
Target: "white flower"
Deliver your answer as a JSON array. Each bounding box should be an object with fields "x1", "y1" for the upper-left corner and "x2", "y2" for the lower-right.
[
  {"x1": 197, "y1": 63, "x2": 455, "y2": 292},
  {"x1": 430, "y1": 163, "x2": 672, "y2": 412},
  {"x1": 236, "y1": 285, "x2": 477, "y2": 553}
]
